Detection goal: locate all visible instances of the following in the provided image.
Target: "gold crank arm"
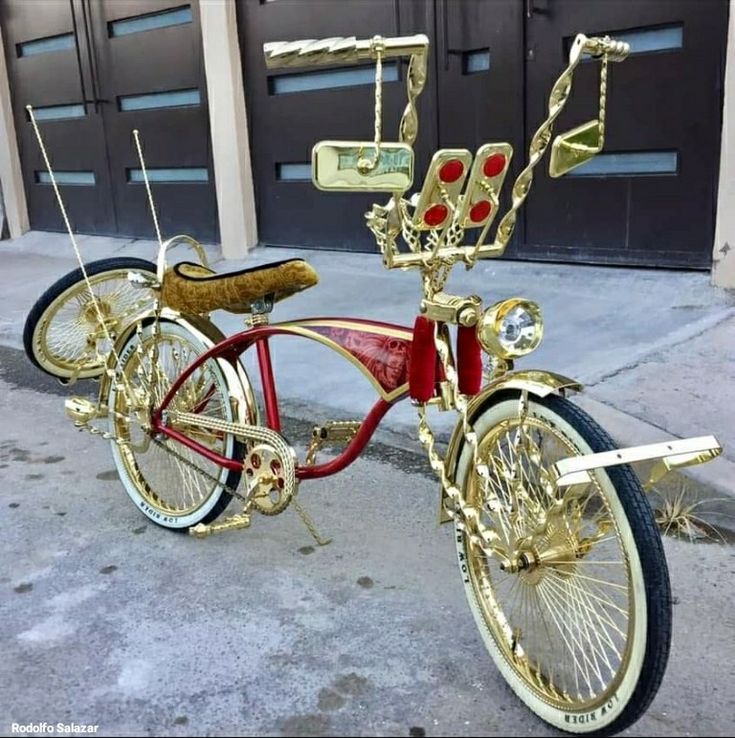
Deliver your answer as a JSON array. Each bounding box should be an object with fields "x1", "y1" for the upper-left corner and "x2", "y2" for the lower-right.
[{"x1": 552, "y1": 435, "x2": 722, "y2": 490}]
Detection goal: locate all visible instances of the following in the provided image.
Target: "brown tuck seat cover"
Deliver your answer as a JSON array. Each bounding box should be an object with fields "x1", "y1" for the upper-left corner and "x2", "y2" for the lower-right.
[{"x1": 161, "y1": 259, "x2": 319, "y2": 314}]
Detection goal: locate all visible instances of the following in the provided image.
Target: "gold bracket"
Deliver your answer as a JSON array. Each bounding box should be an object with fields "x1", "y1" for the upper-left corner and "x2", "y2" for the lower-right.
[
  {"x1": 553, "y1": 435, "x2": 722, "y2": 489},
  {"x1": 420, "y1": 292, "x2": 481, "y2": 326}
]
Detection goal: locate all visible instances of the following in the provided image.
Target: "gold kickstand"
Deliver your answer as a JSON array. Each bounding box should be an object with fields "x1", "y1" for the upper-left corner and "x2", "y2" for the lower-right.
[{"x1": 292, "y1": 498, "x2": 332, "y2": 546}]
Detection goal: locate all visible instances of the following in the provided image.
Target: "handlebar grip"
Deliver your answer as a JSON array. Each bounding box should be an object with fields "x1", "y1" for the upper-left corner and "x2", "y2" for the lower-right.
[
  {"x1": 582, "y1": 35, "x2": 630, "y2": 62},
  {"x1": 263, "y1": 34, "x2": 429, "y2": 69}
]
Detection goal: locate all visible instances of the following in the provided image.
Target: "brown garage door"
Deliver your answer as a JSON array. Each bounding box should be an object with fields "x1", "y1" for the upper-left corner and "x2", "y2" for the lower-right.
[{"x1": 1, "y1": 0, "x2": 218, "y2": 242}]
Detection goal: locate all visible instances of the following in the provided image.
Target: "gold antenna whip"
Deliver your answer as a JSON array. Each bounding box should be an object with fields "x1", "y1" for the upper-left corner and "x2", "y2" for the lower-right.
[
  {"x1": 26, "y1": 105, "x2": 121, "y2": 357},
  {"x1": 132, "y1": 128, "x2": 163, "y2": 249}
]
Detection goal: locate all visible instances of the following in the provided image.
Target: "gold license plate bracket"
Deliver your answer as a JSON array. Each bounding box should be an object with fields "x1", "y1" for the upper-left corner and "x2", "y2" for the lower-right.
[{"x1": 553, "y1": 435, "x2": 722, "y2": 489}]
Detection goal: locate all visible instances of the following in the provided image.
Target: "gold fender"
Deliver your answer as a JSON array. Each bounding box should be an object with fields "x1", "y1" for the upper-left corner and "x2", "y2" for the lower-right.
[
  {"x1": 97, "y1": 307, "x2": 258, "y2": 428},
  {"x1": 440, "y1": 369, "x2": 582, "y2": 524}
]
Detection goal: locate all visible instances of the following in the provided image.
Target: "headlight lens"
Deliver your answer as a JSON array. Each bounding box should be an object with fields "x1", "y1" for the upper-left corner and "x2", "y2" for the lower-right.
[{"x1": 477, "y1": 299, "x2": 543, "y2": 359}]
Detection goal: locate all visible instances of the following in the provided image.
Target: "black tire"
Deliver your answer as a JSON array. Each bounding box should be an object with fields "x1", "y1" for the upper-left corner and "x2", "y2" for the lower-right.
[
  {"x1": 454, "y1": 392, "x2": 671, "y2": 735},
  {"x1": 23, "y1": 257, "x2": 157, "y2": 380}
]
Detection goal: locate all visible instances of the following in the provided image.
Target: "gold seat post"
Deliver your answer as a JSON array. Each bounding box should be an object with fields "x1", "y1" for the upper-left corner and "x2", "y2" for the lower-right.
[{"x1": 246, "y1": 296, "x2": 274, "y2": 327}]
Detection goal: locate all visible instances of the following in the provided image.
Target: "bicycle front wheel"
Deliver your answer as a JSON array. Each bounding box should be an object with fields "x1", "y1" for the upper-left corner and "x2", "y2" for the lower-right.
[{"x1": 454, "y1": 393, "x2": 671, "y2": 734}]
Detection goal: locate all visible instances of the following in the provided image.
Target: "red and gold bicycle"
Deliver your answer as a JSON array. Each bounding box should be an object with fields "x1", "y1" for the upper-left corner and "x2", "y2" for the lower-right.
[{"x1": 25, "y1": 32, "x2": 722, "y2": 735}]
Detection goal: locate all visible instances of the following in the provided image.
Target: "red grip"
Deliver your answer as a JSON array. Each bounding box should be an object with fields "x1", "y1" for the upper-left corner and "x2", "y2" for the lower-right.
[
  {"x1": 457, "y1": 325, "x2": 482, "y2": 395},
  {"x1": 409, "y1": 316, "x2": 437, "y2": 402}
]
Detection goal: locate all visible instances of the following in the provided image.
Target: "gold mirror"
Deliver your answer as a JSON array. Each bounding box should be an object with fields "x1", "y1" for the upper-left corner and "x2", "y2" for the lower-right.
[
  {"x1": 312, "y1": 141, "x2": 414, "y2": 192},
  {"x1": 548, "y1": 119, "x2": 602, "y2": 178}
]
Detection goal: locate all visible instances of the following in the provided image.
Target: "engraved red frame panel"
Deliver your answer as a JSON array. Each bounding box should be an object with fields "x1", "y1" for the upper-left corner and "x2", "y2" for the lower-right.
[{"x1": 277, "y1": 318, "x2": 412, "y2": 401}]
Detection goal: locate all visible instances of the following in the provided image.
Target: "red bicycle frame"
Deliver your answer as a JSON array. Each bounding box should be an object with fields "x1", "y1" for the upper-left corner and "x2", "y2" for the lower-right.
[{"x1": 152, "y1": 318, "x2": 416, "y2": 481}]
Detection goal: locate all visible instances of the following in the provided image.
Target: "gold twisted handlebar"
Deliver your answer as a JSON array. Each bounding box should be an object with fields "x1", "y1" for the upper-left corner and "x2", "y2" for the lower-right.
[
  {"x1": 263, "y1": 34, "x2": 429, "y2": 69},
  {"x1": 581, "y1": 35, "x2": 630, "y2": 62},
  {"x1": 376, "y1": 33, "x2": 631, "y2": 271},
  {"x1": 264, "y1": 34, "x2": 429, "y2": 150},
  {"x1": 262, "y1": 31, "x2": 630, "y2": 275}
]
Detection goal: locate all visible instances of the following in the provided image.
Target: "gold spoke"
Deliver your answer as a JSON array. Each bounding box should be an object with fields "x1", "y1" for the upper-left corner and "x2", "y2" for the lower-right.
[
  {"x1": 555, "y1": 571, "x2": 628, "y2": 591},
  {"x1": 545, "y1": 569, "x2": 629, "y2": 623},
  {"x1": 542, "y1": 576, "x2": 602, "y2": 694},
  {"x1": 542, "y1": 573, "x2": 620, "y2": 675},
  {"x1": 548, "y1": 573, "x2": 623, "y2": 661},
  {"x1": 535, "y1": 582, "x2": 593, "y2": 698},
  {"x1": 543, "y1": 559, "x2": 624, "y2": 566}
]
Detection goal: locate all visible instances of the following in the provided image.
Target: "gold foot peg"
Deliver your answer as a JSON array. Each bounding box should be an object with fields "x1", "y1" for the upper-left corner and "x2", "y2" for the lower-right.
[
  {"x1": 189, "y1": 512, "x2": 251, "y2": 539},
  {"x1": 306, "y1": 420, "x2": 361, "y2": 465},
  {"x1": 64, "y1": 396, "x2": 100, "y2": 424}
]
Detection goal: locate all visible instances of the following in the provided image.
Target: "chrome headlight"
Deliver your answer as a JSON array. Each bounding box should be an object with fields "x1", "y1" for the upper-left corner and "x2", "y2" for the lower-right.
[{"x1": 477, "y1": 299, "x2": 543, "y2": 359}]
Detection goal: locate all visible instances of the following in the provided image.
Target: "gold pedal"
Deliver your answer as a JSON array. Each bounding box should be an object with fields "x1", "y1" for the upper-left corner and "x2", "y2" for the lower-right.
[
  {"x1": 306, "y1": 421, "x2": 362, "y2": 466},
  {"x1": 312, "y1": 420, "x2": 361, "y2": 443},
  {"x1": 189, "y1": 513, "x2": 251, "y2": 539},
  {"x1": 64, "y1": 396, "x2": 100, "y2": 424}
]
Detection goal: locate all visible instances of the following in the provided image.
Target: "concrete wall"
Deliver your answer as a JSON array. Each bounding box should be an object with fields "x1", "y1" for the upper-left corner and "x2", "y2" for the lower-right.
[
  {"x1": 713, "y1": 0, "x2": 735, "y2": 287},
  {"x1": 199, "y1": 0, "x2": 258, "y2": 259},
  {"x1": 0, "y1": 26, "x2": 28, "y2": 239}
]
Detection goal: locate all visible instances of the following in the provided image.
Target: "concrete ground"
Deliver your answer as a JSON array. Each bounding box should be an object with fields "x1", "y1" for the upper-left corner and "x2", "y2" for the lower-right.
[
  {"x1": 1, "y1": 351, "x2": 734, "y2": 737},
  {"x1": 1, "y1": 231, "x2": 734, "y2": 736}
]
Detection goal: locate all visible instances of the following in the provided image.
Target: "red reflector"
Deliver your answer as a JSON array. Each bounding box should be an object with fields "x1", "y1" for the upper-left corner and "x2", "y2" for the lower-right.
[
  {"x1": 424, "y1": 203, "x2": 448, "y2": 227},
  {"x1": 438, "y1": 158, "x2": 464, "y2": 183},
  {"x1": 469, "y1": 200, "x2": 492, "y2": 223},
  {"x1": 483, "y1": 153, "x2": 507, "y2": 178}
]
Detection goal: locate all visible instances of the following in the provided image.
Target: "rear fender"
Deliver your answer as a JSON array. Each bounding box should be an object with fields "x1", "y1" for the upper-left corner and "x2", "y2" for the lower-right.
[{"x1": 97, "y1": 307, "x2": 258, "y2": 427}]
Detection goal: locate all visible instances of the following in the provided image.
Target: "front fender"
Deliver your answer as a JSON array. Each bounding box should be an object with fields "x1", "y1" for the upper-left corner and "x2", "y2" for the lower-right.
[
  {"x1": 97, "y1": 307, "x2": 258, "y2": 427},
  {"x1": 440, "y1": 369, "x2": 582, "y2": 523}
]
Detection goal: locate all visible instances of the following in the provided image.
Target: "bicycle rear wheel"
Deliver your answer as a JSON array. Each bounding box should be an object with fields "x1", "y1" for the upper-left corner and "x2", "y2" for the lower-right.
[
  {"x1": 454, "y1": 393, "x2": 670, "y2": 734},
  {"x1": 108, "y1": 318, "x2": 244, "y2": 529},
  {"x1": 24, "y1": 257, "x2": 157, "y2": 380}
]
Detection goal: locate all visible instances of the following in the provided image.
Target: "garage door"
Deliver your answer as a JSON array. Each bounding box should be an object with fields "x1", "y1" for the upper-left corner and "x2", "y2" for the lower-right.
[{"x1": 1, "y1": 0, "x2": 218, "y2": 242}]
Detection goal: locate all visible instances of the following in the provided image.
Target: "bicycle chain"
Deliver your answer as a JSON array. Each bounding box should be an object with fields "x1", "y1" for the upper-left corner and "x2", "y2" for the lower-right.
[
  {"x1": 150, "y1": 435, "x2": 253, "y2": 506},
  {"x1": 73, "y1": 413, "x2": 252, "y2": 506},
  {"x1": 75, "y1": 410, "x2": 338, "y2": 548}
]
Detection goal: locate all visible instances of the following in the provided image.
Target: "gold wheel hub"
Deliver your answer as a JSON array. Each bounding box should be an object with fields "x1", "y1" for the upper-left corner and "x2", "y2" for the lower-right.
[
  {"x1": 511, "y1": 525, "x2": 579, "y2": 585},
  {"x1": 81, "y1": 299, "x2": 112, "y2": 323}
]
